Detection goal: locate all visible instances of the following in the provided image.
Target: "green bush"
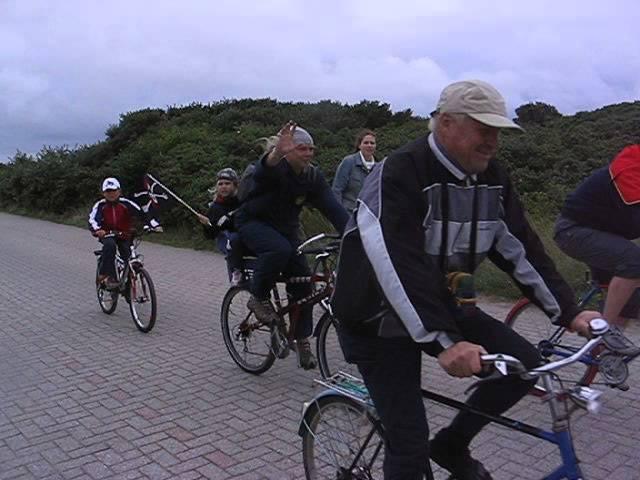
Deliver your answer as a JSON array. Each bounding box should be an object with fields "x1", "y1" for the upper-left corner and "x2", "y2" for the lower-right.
[{"x1": 2, "y1": 97, "x2": 639, "y2": 299}]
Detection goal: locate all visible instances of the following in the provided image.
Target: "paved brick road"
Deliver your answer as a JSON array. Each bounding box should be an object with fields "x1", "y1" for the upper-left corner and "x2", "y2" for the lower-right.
[{"x1": 0, "y1": 212, "x2": 639, "y2": 479}]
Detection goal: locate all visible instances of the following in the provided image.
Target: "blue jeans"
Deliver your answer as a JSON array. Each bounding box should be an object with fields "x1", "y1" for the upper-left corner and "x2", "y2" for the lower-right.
[
  {"x1": 216, "y1": 231, "x2": 243, "y2": 280},
  {"x1": 237, "y1": 220, "x2": 313, "y2": 339}
]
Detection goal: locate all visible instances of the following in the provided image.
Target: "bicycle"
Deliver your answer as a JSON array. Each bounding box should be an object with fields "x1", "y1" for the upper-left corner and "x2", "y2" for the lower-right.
[
  {"x1": 299, "y1": 319, "x2": 637, "y2": 480},
  {"x1": 505, "y1": 270, "x2": 640, "y2": 392},
  {"x1": 94, "y1": 229, "x2": 158, "y2": 333},
  {"x1": 220, "y1": 233, "x2": 344, "y2": 375}
]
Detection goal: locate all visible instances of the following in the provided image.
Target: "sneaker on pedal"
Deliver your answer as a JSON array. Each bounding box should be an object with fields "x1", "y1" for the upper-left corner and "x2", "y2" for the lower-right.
[
  {"x1": 296, "y1": 338, "x2": 317, "y2": 370},
  {"x1": 247, "y1": 295, "x2": 277, "y2": 325},
  {"x1": 602, "y1": 326, "x2": 640, "y2": 356},
  {"x1": 230, "y1": 269, "x2": 243, "y2": 286},
  {"x1": 429, "y1": 432, "x2": 493, "y2": 480}
]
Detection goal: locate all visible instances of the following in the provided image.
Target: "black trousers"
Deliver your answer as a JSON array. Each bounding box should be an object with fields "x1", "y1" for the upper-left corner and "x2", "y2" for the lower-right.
[
  {"x1": 99, "y1": 237, "x2": 131, "y2": 279},
  {"x1": 338, "y1": 308, "x2": 540, "y2": 480}
]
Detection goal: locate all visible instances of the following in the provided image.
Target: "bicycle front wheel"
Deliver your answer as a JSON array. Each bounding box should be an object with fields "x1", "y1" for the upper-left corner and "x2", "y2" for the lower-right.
[
  {"x1": 96, "y1": 263, "x2": 118, "y2": 314},
  {"x1": 221, "y1": 286, "x2": 276, "y2": 374},
  {"x1": 128, "y1": 267, "x2": 157, "y2": 333},
  {"x1": 301, "y1": 394, "x2": 385, "y2": 480},
  {"x1": 316, "y1": 313, "x2": 360, "y2": 380},
  {"x1": 505, "y1": 299, "x2": 598, "y2": 387}
]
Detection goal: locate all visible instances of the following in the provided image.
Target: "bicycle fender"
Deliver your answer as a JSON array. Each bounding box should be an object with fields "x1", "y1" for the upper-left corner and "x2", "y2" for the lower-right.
[
  {"x1": 312, "y1": 317, "x2": 326, "y2": 338},
  {"x1": 298, "y1": 390, "x2": 341, "y2": 437}
]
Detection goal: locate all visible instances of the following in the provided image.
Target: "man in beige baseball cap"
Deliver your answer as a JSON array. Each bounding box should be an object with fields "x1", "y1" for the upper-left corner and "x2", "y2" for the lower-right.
[
  {"x1": 331, "y1": 78, "x2": 597, "y2": 480},
  {"x1": 428, "y1": 79, "x2": 524, "y2": 174},
  {"x1": 433, "y1": 79, "x2": 524, "y2": 130}
]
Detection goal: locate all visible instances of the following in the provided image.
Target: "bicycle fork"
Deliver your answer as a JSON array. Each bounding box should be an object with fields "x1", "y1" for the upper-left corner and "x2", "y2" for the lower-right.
[{"x1": 540, "y1": 375, "x2": 584, "y2": 480}]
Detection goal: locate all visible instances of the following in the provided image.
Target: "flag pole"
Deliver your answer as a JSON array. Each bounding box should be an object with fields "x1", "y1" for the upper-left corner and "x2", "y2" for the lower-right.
[{"x1": 146, "y1": 173, "x2": 211, "y2": 225}]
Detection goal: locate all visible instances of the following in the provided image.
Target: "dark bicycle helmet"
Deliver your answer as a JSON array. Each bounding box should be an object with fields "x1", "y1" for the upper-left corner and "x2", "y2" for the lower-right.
[{"x1": 217, "y1": 167, "x2": 239, "y2": 183}]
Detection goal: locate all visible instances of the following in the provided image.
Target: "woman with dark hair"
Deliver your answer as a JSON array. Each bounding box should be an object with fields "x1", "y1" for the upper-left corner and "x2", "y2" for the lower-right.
[{"x1": 332, "y1": 129, "x2": 377, "y2": 211}]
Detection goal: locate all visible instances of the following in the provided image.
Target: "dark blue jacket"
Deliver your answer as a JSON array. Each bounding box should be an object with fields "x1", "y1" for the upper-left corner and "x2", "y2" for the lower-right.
[
  {"x1": 561, "y1": 166, "x2": 640, "y2": 239},
  {"x1": 236, "y1": 154, "x2": 349, "y2": 235},
  {"x1": 203, "y1": 195, "x2": 240, "y2": 240}
]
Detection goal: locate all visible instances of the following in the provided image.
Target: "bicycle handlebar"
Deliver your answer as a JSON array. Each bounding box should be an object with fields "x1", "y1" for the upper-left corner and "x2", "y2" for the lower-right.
[
  {"x1": 479, "y1": 318, "x2": 636, "y2": 386},
  {"x1": 296, "y1": 233, "x2": 341, "y2": 256},
  {"x1": 101, "y1": 226, "x2": 162, "y2": 239}
]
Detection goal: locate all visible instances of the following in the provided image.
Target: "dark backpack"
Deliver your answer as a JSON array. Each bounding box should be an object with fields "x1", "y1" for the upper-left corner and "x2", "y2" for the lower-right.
[
  {"x1": 236, "y1": 161, "x2": 258, "y2": 203},
  {"x1": 236, "y1": 159, "x2": 320, "y2": 204}
]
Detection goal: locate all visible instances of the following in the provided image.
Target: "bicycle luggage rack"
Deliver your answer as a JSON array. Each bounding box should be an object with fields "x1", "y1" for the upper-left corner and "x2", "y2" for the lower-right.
[{"x1": 314, "y1": 372, "x2": 374, "y2": 407}]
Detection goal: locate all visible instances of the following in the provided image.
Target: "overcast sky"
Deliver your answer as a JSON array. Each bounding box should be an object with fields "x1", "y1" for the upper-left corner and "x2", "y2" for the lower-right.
[{"x1": 1, "y1": 0, "x2": 639, "y2": 162}]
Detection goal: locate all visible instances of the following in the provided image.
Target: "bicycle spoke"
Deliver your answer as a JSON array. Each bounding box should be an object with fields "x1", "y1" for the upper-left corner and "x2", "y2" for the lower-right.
[
  {"x1": 304, "y1": 397, "x2": 383, "y2": 479},
  {"x1": 221, "y1": 287, "x2": 275, "y2": 374}
]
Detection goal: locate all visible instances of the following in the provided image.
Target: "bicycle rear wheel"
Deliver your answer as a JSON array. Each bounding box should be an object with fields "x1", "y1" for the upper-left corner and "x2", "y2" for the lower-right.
[
  {"x1": 316, "y1": 313, "x2": 360, "y2": 380},
  {"x1": 505, "y1": 299, "x2": 598, "y2": 388},
  {"x1": 301, "y1": 394, "x2": 384, "y2": 480},
  {"x1": 128, "y1": 267, "x2": 157, "y2": 333},
  {"x1": 96, "y1": 262, "x2": 118, "y2": 314},
  {"x1": 221, "y1": 286, "x2": 276, "y2": 374}
]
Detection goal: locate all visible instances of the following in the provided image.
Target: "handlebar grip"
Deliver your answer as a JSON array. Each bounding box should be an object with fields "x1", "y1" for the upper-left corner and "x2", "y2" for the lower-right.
[
  {"x1": 479, "y1": 354, "x2": 526, "y2": 375},
  {"x1": 589, "y1": 318, "x2": 609, "y2": 336}
]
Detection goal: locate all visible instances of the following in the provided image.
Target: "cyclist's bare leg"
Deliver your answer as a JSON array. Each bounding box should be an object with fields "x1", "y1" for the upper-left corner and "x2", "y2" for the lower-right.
[{"x1": 603, "y1": 276, "x2": 640, "y2": 327}]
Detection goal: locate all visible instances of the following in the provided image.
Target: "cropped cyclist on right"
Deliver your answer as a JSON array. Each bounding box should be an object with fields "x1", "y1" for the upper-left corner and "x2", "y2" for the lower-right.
[{"x1": 555, "y1": 144, "x2": 640, "y2": 353}]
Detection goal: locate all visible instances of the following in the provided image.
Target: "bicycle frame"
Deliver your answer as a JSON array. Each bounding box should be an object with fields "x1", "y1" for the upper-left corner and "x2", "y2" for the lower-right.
[
  {"x1": 303, "y1": 375, "x2": 586, "y2": 479},
  {"x1": 105, "y1": 236, "x2": 144, "y2": 288},
  {"x1": 301, "y1": 328, "x2": 630, "y2": 480},
  {"x1": 269, "y1": 253, "x2": 335, "y2": 340}
]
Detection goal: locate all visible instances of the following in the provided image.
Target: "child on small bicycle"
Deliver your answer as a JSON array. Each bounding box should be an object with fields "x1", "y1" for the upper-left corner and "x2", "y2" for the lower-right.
[
  {"x1": 197, "y1": 168, "x2": 244, "y2": 286},
  {"x1": 89, "y1": 177, "x2": 161, "y2": 290}
]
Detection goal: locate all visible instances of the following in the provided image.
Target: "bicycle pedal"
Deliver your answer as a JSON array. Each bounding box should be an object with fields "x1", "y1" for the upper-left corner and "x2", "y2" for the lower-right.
[{"x1": 271, "y1": 329, "x2": 289, "y2": 359}]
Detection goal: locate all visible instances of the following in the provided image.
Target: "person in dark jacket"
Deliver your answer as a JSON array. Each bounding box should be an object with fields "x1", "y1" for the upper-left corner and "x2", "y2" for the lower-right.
[
  {"x1": 235, "y1": 122, "x2": 349, "y2": 370},
  {"x1": 554, "y1": 144, "x2": 640, "y2": 341},
  {"x1": 197, "y1": 168, "x2": 243, "y2": 285},
  {"x1": 331, "y1": 80, "x2": 598, "y2": 480},
  {"x1": 332, "y1": 129, "x2": 377, "y2": 211},
  {"x1": 89, "y1": 177, "x2": 161, "y2": 290}
]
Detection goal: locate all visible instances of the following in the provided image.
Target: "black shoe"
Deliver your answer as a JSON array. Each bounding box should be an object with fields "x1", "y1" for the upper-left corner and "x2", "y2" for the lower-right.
[
  {"x1": 429, "y1": 434, "x2": 493, "y2": 480},
  {"x1": 296, "y1": 338, "x2": 317, "y2": 370},
  {"x1": 247, "y1": 295, "x2": 278, "y2": 325}
]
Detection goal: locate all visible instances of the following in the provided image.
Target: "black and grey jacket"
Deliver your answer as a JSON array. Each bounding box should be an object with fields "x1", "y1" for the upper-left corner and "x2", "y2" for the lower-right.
[{"x1": 331, "y1": 133, "x2": 580, "y2": 351}]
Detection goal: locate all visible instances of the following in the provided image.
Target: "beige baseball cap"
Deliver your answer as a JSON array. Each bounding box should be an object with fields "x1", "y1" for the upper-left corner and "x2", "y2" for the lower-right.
[{"x1": 434, "y1": 80, "x2": 523, "y2": 131}]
